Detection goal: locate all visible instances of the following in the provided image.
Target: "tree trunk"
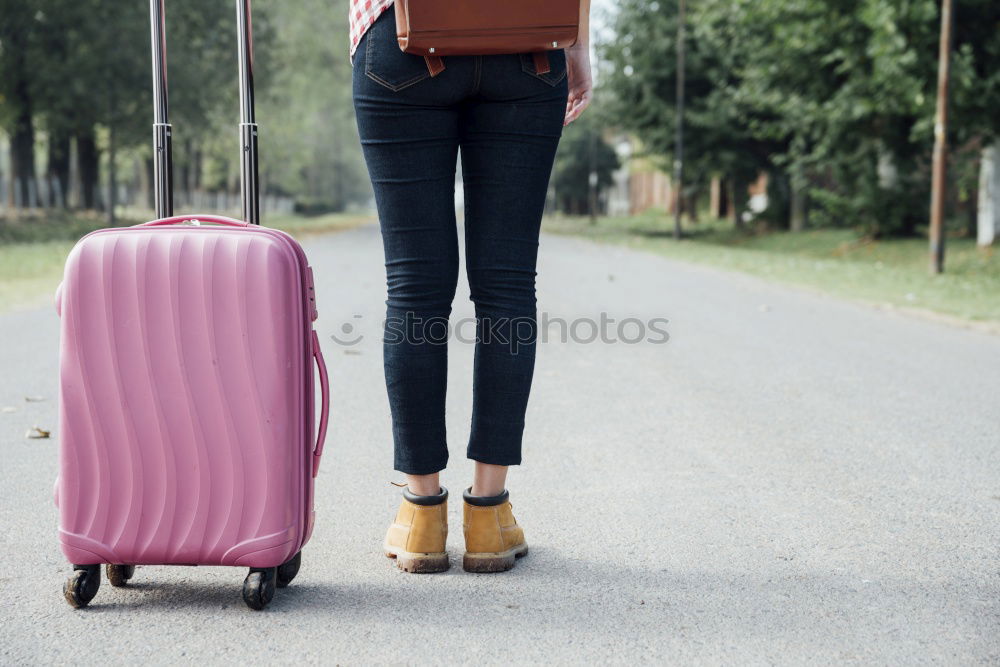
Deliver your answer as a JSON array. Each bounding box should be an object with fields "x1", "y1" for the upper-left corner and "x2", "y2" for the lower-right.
[
  {"x1": 181, "y1": 138, "x2": 197, "y2": 207},
  {"x1": 107, "y1": 121, "x2": 117, "y2": 225},
  {"x1": 978, "y1": 144, "x2": 999, "y2": 247},
  {"x1": 766, "y1": 171, "x2": 791, "y2": 229},
  {"x1": 667, "y1": 178, "x2": 680, "y2": 218},
  {"x1": 790, "y1": 164, "x2": 808, "y2": 232},
  {"x1": 10, "y1": 113, "x2": 37, "y2": 211},
  {"x1": 790, "y1": 187, "x2": 807, "y2": 232},
  {"x1": 718, "y1": 177, "x2": 730, "y2": 219},
  {"x1": 685, "y1": 190, "x2": 699, "y2": 223},
  {"x1": 107, "y1": 76, "x2": 118, "y2": 225},
  {"x1": 47, "y1": 129, "x2": 71, "y2": 209},
  {"x1": 709, "y1": 175, "x2": 723, "y2": 219},
  {"x1": 77, "y1": 127, "x2": 101, "y2": 211},
  {"x1": 141, "y1": 157, "x2": 155, "y2": 211},
  {"x1": 5, "y1": 21, "x2": 36, "y2": 211},
  {"x1": 729, "y1": 176, "x2": 747, "y2": 229},
  {"x1": 195, "y1": 150, "x2": 203, "y2": 191}
]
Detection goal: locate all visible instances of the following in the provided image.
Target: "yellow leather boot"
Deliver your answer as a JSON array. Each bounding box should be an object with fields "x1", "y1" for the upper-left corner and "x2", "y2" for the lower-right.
[
  {"x1": 383, "y1": 487, "x2": 450, "y2": 573},
  {"x1": 462, "y1": 488, "x2": 528, "y2": 573}
]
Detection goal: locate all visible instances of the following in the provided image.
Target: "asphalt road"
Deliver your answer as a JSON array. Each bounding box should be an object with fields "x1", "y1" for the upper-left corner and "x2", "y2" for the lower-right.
[{"x1": 1, "y1": 223, "x2": 998, "y2": 664}]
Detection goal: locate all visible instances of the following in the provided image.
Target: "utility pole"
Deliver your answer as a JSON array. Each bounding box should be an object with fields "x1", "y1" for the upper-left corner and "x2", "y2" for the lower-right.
[
  {"x1": 929, "y1": 0, "x2": 953, "y2": 274},
  {"x1": 589, "y1": 123, "x2": 598, "y2": 224},
  {"x1": 673, "y1": 0, "x2": 686, "y2": 240},
  {"x1": 588, "y1": 44, "x2": 600, "y2": 224}
]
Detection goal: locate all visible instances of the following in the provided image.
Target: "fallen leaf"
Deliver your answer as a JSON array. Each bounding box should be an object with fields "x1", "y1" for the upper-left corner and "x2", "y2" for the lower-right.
[
  {"x1": 344, "y1": 349, "x2": 363, "y2": 355},
  {"x1": 1, "y1": 406, "x2": 17, "y2": 414},
  {"x1": 24, "y1": 396, "x2": 46, "y2": 403},
  {"x1": 26, "y1": 425, "x2": 51, "y2": 439}
]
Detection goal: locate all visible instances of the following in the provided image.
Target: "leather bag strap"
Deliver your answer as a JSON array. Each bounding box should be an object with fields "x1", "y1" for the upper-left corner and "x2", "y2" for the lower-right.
[
  {"x1": 532, "y1": 51, "x2": 551, "y2": 75},
  {"x1": 424, "y1": 55, "x2": 446, "y2": 76}
]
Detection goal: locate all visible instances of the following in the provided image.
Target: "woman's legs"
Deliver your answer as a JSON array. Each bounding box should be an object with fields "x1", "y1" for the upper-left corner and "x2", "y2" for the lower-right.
[
  {"x1": 355, "y1": 60, "x2": 461, "y2": 571},
  {"x1": 472, "y1": 462, "x2": 508, "y2": 497},
  {"x1": 459, "y1": 57, "x2": 568, "y2": 473},
  {"x1": 354, "y1": 67, "x2": 464, "y2": 476},
  {"x1": 406, "y1": 472, "x2": 442, "y2": 496},
  {"x1": 355, "y1": 15, "x2": 565, "y2": 498}
]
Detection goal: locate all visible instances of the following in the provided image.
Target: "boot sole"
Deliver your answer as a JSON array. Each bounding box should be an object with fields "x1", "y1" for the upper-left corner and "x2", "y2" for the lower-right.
[
  {"x1": 384, "y1": 548, "x2": 450, "y2": 574},
  {"x1": 462, "y1": 544, "x2": 528, "y2": 573}
]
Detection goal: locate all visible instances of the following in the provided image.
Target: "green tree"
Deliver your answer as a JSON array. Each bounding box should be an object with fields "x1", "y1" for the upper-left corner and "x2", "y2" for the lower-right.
[
  {"x1": 0, "y1": 0, "x2": 41, "y2": 206},
  {"x1": 601, "y1": 0, "x2": 774, "y2": 227},
  {"x1": 255, "y1": 0, "x2": 370, "y2": 212},
  {"x1": 553, "y1": 111, "x2": 620, "y2": 215},
  {"x1": 601, "y1": 0, "x2": 1000, "y2": 237}
]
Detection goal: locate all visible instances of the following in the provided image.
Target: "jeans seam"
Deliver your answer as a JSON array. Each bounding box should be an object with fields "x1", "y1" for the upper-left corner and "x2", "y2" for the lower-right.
[
  {"x1": 473, "y1": 56, "x2": 483, "y2": 95},
  {"x1": 366, "y1": 68, "x2": 431, "y2": 93}
]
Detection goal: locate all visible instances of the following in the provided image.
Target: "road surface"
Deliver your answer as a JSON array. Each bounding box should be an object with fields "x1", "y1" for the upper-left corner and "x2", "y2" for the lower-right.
[{"x1": 1, "y1": 223, "x2": 997, "y2": 664}]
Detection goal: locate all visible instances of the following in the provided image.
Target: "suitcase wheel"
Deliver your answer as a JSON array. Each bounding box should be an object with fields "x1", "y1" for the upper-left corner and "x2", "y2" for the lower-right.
[
  {"x1": 106, "y1": 564, "x2": 136, "y2": 588},
  {"x1": 276, "y1": 551, "x2": 302, "y2": 589},
  {"x1": 63, "y1": 565, "x2": 101, "y2": 609},
  {"x1": 242, "y1": 567, "x2": 277, "y2": 610}
]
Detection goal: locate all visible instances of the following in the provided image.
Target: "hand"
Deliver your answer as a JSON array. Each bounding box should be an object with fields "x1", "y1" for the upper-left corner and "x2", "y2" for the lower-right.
[{"x1": 564, "y1": 44, "x2": 593, "y2": 126}]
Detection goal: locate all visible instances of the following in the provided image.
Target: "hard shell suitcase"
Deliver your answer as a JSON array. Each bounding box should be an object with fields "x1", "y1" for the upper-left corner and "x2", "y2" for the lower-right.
[{"x1": 54, "y1": 0, "x2": 330, "y2": 611}]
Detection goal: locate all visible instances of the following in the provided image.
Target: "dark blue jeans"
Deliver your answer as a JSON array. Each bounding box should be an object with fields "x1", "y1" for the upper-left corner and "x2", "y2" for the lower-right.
[{"x1": 352, "y1": 12, "x2": 568, "y2": 475}]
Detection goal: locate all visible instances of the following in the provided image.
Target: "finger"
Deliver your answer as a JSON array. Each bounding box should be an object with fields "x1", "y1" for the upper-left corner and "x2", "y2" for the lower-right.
[
  {"x1": 565, "y1": 95, "x2": 576, "y2": 115},
  {"x1": 571, "y1": 92, "x2": 592, "y2": 122},
  {"x1": 563, "y1": 96, "x2": 577, "y2": 125},
  {"x1": 563, "y1": 89, "x2": 585, "y2": 124},
  {"x1": 564, "y1": 100, "x2": 583, "y2": 125},
  {"x1": 564, "y1": 93, "x2": 588, "y2": 125},
  {"x1": 563, "y1": 97, "x2": 578, "y2": 124}
]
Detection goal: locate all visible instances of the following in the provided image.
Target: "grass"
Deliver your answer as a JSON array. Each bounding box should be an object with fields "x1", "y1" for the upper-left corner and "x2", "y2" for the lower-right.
[
  {"x1": 0, "y1": 211, "x2": 373, "y2": 313},
  {"x1": 5, "y1": 209, "x2": 996, "y2": 327},
  {"x1": 0, "y1": 241, "x2": 78, "y2": 313},
  {"x1": 543, "y1": 213, "x2": 1000, "y2": 326}
]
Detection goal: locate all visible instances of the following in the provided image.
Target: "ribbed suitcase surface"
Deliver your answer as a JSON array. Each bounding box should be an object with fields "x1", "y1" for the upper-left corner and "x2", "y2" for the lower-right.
[{"x1": 57, "y1": 225, "x2": 318, "y2": 568}]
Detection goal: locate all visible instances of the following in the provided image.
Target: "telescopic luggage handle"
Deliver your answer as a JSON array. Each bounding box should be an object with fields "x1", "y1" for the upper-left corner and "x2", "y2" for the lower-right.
[
  {"x1": 149, "y1": 0, "x2": 171, "y2": 220},
  {"x1": 149, "y1": 0, "x2": 260, "y2": 225},
  {"x1": 235, "y1": 0, "x2": 260, "y2": 226}
]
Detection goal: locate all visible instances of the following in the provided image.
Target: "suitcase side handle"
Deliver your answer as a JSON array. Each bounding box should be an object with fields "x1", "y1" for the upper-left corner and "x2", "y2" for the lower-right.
[
  {"x1": 138, "y1": 214, "x2": 251, "y2": 228},
  {"x1": 311, "y1": 330, "x2": 330, "y2": 478}
]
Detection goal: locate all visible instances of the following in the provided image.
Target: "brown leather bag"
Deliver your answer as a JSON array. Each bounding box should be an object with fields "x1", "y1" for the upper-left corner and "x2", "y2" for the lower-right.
[{"x1": 394, "y1": 0, "x2": 581, "y2": 76}]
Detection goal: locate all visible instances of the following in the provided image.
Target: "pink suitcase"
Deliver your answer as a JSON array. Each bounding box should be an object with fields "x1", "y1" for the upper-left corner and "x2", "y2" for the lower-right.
[{"x1": 55, "y1": 0, "x2": 329, "y2": 610}]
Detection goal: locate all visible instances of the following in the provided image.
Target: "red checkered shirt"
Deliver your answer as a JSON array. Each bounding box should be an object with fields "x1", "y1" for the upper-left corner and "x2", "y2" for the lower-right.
[{"x1": 349, "y1": 0, "x2": 394, "y2": 57}]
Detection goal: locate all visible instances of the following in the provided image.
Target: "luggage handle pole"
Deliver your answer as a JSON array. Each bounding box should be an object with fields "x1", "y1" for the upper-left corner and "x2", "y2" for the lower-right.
[
  {"x1": 149, "y1": 0, "x2": 173, "y2": 219},
  {"x1": 236, "y1": 0, "x2": 260, "y2": 225}
]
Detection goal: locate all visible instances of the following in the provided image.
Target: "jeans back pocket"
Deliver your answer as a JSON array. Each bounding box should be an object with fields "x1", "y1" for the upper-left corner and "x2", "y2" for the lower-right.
[
  {"x1": 519, "y1": 50, "x2": 567, "y2": 87},
  {"x1": 364, "y1": 12, "x2": 432, "y2": 92}
]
